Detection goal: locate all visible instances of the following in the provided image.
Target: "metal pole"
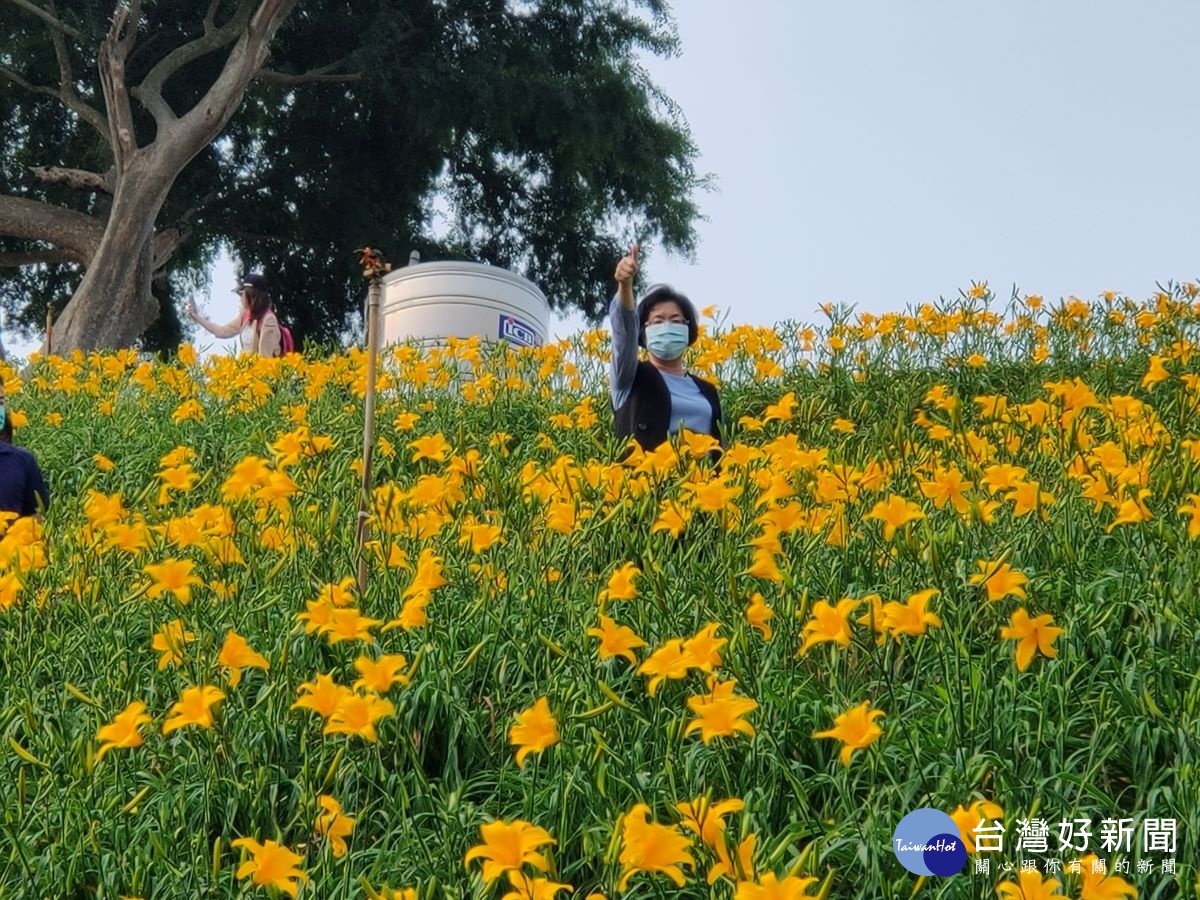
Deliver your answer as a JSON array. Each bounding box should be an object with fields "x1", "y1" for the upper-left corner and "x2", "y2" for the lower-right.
[{"x1": 355, "y1": 274, "x2": 382, "y2": 593}]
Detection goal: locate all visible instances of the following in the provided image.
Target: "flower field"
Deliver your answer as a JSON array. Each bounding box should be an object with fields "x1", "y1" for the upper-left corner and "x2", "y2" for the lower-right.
[{"x1": 1, "y1": 286, "x2": 1198, "y2": 899}]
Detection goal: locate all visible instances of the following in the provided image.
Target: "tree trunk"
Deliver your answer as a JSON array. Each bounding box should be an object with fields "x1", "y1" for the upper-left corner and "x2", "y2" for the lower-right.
[
  {"x1": 0, "y1": 196, "x2": 105, "y2": 267},
  {"x1": 50, "y1": 154, "x2": 173, "y2": 351},
  {"x1": 12, "y1": 0, "x2": 299, "y2": 353}
]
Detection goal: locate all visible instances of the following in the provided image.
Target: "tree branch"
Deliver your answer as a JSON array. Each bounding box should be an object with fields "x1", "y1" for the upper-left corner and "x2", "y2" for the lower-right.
[
  {"x1": 253, "y1": 52, "x2": 362, "y2": 85},
  {"x1": 117, "y1": 0, "x2": 143, "y2": 57},
  {"x1": 131, "y1": 0, "x2": 256, "y2": 129},
  {"x1": 98, "y1": 4, "x2": 138, "y2": 168},
  {"x1": 0, "y1": 195, "x2": 104, "y2": 265},
  {"x1": 0, "y1": 63, "x2": 110, "y2": 142},
  {"x1": 0, "y1": 63, "x2": 58, "y2": 100},
  {"x1": 39, "y1": 0, "x2": 110, "y2": 141},
  {"x1": 149, "y1": 191, "x2": 212, "y2": 272},
  {"x1": 0, "y1": 249, "x2": 81, "y2": 267},
  {"x1": 203, "y1": 0, "x2": 222, "y2": 31},
  {"x1": 27, "y1": 165, "x2": 113, "y2": 193},
  {"x1": 227, "y1": 226, "x2": 322, "y2": 251},
  {"x1": 255, "y1": 67, "x2": 362, "y2": 86},
  {"x1": 161, "y1": 0, "x2": 300, "y2": 159},
  {"x1": 46, "y1": 0, "x2": 73, "y2": 79},
  {"x1": 151, "y1": 223, "x2": 191, "y2": 272},
  {"x1": 6, "y1": 0, "x2": 83, "y2": 40}
]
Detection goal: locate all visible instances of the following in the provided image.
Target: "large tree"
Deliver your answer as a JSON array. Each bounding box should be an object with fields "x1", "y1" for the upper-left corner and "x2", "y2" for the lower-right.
[{"x1": 0, "y1": 0, "x2": 703, "y2": 353}]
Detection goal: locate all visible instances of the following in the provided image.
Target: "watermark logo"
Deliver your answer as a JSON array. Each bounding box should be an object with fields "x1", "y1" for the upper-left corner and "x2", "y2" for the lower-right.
[
  {"x1": 893, "y1": 808, "x2": 967, "y2": 877},
  {"x1": 498, "y1": 314, "x2": 542, "y2": 347}
]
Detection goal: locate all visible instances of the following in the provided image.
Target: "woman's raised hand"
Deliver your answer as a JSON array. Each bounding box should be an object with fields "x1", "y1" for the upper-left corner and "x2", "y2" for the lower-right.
[{"x1": 614, "y1": 243, "x2": 639, "y2": 286}]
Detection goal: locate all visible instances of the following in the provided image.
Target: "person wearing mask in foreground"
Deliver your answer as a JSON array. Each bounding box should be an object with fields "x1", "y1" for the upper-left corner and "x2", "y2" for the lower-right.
[
  {"x1": 0, "y1": 395, "x2": 50, "y2": 519},
  {"x1": 609, "y1": 243, "x2": 723, "y2": 455},
  {"x1": 187, "y1": 272, "x2": 282, "y2": 357}
]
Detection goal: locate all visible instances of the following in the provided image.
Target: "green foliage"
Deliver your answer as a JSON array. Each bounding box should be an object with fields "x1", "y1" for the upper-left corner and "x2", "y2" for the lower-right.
[{"x1": 1, "y1": 0, "x2": 703, "y2": 351}]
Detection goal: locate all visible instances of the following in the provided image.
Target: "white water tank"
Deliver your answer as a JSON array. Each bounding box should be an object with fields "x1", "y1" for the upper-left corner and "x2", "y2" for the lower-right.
[{"x1": 381, "y1": 260, "x2": 550, "y2": 349}]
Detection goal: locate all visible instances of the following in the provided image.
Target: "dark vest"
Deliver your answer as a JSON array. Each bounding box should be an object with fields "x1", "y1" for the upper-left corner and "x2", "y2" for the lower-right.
[{"x1": 614, "y1": 360, "x2": 723, "y2": 455}]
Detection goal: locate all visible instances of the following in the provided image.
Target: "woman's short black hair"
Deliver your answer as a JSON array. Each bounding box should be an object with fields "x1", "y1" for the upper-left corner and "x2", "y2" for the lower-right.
[{"x1": 636, "y1": 285, "x2": 699, "y2": 348}]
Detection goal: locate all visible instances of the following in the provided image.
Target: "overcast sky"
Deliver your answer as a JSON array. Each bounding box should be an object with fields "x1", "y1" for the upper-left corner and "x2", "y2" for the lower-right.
[
  {"x1": 9, "y1": 1, "x2": 1200, "y2": 357},
  {"x1": 631, "y1": 0, "x2": 1200, "y2": 332}
]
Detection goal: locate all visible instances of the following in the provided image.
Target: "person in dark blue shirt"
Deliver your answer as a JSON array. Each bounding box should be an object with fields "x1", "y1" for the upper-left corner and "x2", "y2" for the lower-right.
[{"x1": 0, "y1": 409, "x2": 50, "y2": 518}]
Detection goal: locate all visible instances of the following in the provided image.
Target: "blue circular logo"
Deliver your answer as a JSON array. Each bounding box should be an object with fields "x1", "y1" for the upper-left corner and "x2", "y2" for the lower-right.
[{"x1": 892, "y1": 809, "x2": 967, "y2": 876}]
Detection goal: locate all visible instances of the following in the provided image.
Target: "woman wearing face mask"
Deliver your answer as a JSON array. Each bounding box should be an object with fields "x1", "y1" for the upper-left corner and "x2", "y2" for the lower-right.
[{"x1": 609, "y1": 243, "x2": 723, "y2": 454}]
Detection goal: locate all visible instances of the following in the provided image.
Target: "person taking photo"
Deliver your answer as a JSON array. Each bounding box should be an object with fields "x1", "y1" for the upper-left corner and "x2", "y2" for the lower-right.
[
  {"x1": 608, "y1": 243, "x2": 724, "y2": 455},
  {"x1": 188, "y1": 272, "x2": 283, "y2": 357}
]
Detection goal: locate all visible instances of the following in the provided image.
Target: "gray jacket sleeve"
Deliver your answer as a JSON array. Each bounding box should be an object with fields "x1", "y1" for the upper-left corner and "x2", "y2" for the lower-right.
[{"x1": 609, "y1": 294, "x2": 639, "y2": 410}]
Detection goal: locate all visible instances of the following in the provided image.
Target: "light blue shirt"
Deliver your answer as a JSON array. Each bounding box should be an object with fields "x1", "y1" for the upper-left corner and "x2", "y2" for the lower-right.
[{"x1": 608, "y1": 295, "x2": 713, "y2": 437}]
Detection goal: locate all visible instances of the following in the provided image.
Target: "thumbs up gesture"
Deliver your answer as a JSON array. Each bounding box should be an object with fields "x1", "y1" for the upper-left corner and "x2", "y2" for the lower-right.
[{"x1": 614, "y1": 243, "x2": 639, "y2": 286}]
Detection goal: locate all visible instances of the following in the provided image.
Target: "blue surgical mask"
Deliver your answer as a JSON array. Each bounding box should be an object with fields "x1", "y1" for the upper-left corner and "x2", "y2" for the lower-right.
[{"x1": 645, "y1": 322, "x2": 689, "y2": 361}]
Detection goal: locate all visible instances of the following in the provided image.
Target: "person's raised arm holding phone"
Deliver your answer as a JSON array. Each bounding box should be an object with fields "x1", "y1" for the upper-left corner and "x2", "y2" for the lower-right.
[{"x1": 608, "y1": 244, "x2": 723, "y2": 456}]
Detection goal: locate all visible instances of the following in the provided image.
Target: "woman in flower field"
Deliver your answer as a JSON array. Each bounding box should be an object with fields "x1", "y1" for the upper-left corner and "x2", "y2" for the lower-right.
[
  {"x1": 609, "y1": 244, "x2": 724, "y2": 453},
  {"x1": 188, "y1": 272, "x2": 283, "y2": 357}
]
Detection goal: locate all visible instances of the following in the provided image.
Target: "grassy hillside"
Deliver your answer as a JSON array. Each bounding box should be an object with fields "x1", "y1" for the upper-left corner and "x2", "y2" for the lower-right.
[{"x1": 0, "y1": 286, "x2": 1197, "y2": 898}]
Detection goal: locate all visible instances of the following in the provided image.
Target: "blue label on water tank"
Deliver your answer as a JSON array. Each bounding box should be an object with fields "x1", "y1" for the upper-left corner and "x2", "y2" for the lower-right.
[{"x1": 498, "y1": 314, "x2": 542, "y2": 347}]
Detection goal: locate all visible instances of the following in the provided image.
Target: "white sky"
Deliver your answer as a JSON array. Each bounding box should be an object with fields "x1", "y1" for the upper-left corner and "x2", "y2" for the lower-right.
[
  {"x1": 177, "y1": 0, "x2": 1200, "y2": 350},
  {"x1": 8, "y1": 0, "x2": 1200, "y2": 357},
  {"x1": 634, "y1": 0, "x2": 1200, "y2": 328}
]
